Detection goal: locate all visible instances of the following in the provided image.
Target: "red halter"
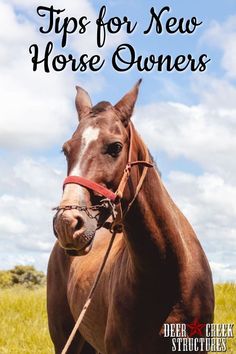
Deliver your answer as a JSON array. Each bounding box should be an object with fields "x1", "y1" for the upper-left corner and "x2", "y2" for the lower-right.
[
  {"x1": 63, "y1": 176, "x2": 117, "y2": 202},
  {"x1": 63, "y1": 124, "x2": 153, "y2": 205}
]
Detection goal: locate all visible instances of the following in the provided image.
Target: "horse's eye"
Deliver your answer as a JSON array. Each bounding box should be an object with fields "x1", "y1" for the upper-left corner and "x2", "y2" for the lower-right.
[
  {"x1": 107, "y1": 142, "x2": 123, "y2": 157},
  {"x1": 61, "y1": 143, "x2": 70, "y2": 157},
  {"x1": 61, "y1": 147, "x2": 67, "y2": 156}
]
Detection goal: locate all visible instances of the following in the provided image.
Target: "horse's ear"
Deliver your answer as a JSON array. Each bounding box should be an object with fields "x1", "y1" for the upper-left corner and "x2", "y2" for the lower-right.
[
  {"x1": 75, "y1": 86, "x2": 92, "y2": 120},
  {"x1": 115, "y1": 79, "x2": 142, "y2": 127}
]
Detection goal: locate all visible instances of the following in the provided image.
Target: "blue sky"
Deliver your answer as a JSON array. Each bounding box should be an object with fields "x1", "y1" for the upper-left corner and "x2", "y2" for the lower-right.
[{"x1": 0, "y1": 0, "x2": 236, "y2": 282}]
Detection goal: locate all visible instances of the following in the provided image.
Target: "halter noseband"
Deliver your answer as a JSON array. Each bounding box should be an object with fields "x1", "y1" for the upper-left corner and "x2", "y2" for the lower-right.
[
  {"x1": 56, "y1": 124, "x2": 153, "y2": 227},
  {"x1": 63, "y1": 176, "x2": 117, "y2": 202}
]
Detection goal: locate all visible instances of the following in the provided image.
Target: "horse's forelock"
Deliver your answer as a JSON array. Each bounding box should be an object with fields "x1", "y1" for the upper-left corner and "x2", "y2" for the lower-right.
[{"x1": 91, "y1": 101, "x2": 113, "y2": 116}]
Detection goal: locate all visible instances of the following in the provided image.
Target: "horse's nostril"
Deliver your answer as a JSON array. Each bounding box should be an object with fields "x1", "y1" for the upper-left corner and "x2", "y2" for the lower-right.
[{"x1": 75, "y1": 215, "x2": 84, "y2": 231}]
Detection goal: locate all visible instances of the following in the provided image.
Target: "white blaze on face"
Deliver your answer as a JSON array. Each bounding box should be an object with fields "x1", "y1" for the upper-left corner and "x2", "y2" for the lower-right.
[
  {"x1": 61, "y1": 126, "x2": 100, "y2": 205},
  {"x1": 70, "y1": 126, "x2": 100, "y2": 176}
]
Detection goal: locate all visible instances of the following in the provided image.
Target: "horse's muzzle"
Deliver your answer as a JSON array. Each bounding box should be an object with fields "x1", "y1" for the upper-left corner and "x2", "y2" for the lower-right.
[{"x1": 53, "y1": 208, "x2": 97, "y2": 256}]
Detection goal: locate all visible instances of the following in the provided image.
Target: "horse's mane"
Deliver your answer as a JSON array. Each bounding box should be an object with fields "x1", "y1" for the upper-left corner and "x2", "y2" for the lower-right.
[{"x1": 148, "y1": 150, "x2": 161, "y2": 177}]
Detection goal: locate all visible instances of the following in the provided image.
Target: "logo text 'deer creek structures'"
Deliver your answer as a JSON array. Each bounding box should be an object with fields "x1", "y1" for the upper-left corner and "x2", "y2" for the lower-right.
[{"x1": 163, "y1": 321, "x2": 234, "y2": 352}]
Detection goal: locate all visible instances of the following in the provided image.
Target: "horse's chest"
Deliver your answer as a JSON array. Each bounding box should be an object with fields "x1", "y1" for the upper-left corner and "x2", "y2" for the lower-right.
[
  {"x1": 79, "y1": 298, "x2": 107, "y2": 352},
  {"x1": 67, "y1": 273, "x2": 109, "y2": 352}
]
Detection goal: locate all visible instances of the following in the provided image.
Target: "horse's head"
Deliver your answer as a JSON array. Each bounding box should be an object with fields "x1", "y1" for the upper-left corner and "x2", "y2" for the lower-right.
[{"x1": 53, "y1": 80, "x2": 142, "y2": 256}]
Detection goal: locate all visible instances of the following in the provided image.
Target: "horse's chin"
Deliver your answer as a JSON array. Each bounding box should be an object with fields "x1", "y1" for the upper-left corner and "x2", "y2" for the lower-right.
[
  {"x1": 66, "y1": 242, "x2": 93, "y2": 257},
  {"x1": 65, "y1": 234, "x2": 95, "y2": 257}
]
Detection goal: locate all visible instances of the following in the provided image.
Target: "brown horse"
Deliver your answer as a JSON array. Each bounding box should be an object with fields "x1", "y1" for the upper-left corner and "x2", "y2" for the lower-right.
[{"x1": 47, "y1": 81, "x2": 214, "y2": 354}]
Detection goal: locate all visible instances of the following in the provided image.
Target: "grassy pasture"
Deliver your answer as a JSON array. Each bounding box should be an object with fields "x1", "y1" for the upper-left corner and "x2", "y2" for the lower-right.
[
  {"x1": 214, "y1": 283, "x2": 236, "y2": 354},
  {"x1": 0, "y1": 287, "x2": 53, "y2": 354},
  {"x1": 0, "y1": 283, "x2": 235, "y2": 353}
]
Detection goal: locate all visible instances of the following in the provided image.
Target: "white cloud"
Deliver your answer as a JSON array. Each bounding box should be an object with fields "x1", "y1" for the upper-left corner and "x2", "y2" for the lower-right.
[
  {"x1": 0, "y1": 252, "x2": 50, "y2": 272},
  {"x1": 164, "y1": 171, "x2": 236, "y2": 282},
  {"x1": 13, "y1": 158, "x2": 63, "y2": 200},
  {"x1": 167, "y1": 172, "x2": 236, "y2": 222},
  {"x1": 209, "y1": 262, "x2": 236, "y2": 283},
  {"x1": 134, "y1": 76, "x2": 236, "y2": 183},
  {"x1": 0, "y1": 214, "x2": 28, "y2": 234},
  {"x1": 0, "y1": 0, "x2": 125, "y2": 150},
  {"x1": 0, "y1": 157, "x2": 64, "y2": 271},
  {"x1": 0, "y1": 2, "x2": 75, "y2": 149},
  {"x1": 201, "y1": 15, "x2": 236, "y2": 78}
]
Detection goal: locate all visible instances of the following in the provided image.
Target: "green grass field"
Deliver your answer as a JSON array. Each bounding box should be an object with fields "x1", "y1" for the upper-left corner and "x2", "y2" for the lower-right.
[
  {"x1": 214, "y1": 283, "x2": 236, "y2": 354},
  {"x1": 0, "y1": 284, "x2": 235, "y2": 353},
  {"x1": 0, "y1": 287, "x2": 53, "y2": 354}
]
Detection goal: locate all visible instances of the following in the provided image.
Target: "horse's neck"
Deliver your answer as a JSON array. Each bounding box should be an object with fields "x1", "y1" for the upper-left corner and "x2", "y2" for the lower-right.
[{"x1": 123, "y1": 154, "x2": 190, "y2": 277}]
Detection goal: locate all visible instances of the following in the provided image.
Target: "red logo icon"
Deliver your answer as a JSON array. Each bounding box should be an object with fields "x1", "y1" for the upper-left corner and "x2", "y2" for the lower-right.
[{"x1": 187, "y1": 319, "x2": 206, "y2": 337}]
